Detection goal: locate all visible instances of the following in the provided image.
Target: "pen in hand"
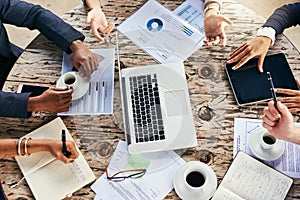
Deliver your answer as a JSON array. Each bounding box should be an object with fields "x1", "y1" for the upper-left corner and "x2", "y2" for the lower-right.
[
  {"x1": 267, "y1": 72, "x2": 279, "y2": 111},
  {"x1": 62, "y1": 129, "x2": 71, "y2": 157}
]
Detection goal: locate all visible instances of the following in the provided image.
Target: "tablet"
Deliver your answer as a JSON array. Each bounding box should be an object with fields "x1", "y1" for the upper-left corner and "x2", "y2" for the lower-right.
[
  {"x1": 225, "y1": 53, "x2": 299, "y2": 105},
  {"x1": 17, "y1": 84, "x2": 49, "y2": 97}
]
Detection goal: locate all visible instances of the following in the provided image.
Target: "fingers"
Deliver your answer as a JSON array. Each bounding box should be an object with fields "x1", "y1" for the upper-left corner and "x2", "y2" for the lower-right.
[
  {"x1": 98, "y1": 22, "x2": 115, "y2": 34},
  {"x1": 276, "y1": 88, "x2": 300, "y2": 96}
]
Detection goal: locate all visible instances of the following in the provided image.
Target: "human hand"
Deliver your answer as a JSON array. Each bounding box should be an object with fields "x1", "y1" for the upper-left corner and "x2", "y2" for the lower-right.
[
  {"x1": 227, "y1": 36, "x2": 272, "y2": 72},
  {"x1": 47, "y1": 140, "x2": 79, "y2": 163},
  {"x1": 262, "y1": 101, "x2": 295, "y2": 142},
  {"x1": 86, "y1": 7, "x2": 115, "y2": 41},
  {"x1": 28, "y1": 87, "x2": 73, "y2": 113},
  {"x1": 276, "y1": 86, "x2": 300, "y2": 113},
  {"x1": 69, "y1": 40, "x2": 99, "y2": 80},
  {"x1": 204, "y1": 13, "x2": 232, "y2": 47}
]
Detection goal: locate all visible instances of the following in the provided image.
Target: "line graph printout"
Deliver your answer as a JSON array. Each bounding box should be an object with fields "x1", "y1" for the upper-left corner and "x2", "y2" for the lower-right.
[{"x1": 234, "y1": 118, "x2": 300, "y2": 178}]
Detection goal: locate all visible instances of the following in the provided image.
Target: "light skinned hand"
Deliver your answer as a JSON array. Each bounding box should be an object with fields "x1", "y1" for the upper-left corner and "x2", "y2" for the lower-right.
[
  {"x1": 70, "y1": 40, "x2": 99, "y2": 80},
  {"x1": 204, "y1": 13, "x2": 233, "y2": 47},
  {"x1": 28, "y1": 87, "x2": 73, "y2": 113},
  {"x1": 48, "y1": 140, "x2": 79, "y2": 163},
  {"x1": 262, "y1": 101, "x2": 295, "y2": 142},
  {"x1": 86, "y1": 7, "x2": 115, "y2": 41},
  {"x1": 227, "y1": 36, "x2": 272, "y2": 72},
  {"x1": 276, "y1": 79, "x2": 300, "y2": 113}
]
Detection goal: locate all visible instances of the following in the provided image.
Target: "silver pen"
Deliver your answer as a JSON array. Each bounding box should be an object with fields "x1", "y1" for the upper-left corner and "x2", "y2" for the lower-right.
[{"x1": 101, "y1": 81, "x2": 106, "y2": 112}]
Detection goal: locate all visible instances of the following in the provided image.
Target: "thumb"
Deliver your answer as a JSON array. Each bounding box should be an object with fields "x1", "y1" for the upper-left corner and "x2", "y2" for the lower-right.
[
  {"x1": 257, "y1": 54, "x2": 266, "y2": 73},
  {"x1": 86, "y1": 11, "x2": 92, "y2": 24},
  {"x1": 295, "y1": 77, "x2": 300, "y2": 87},
  {"x1": 277, "y1": 101, "x2": 289, "y2": 116},
  {"x1": 220, "y1": 15, "x2": 233, "y2": 26}
]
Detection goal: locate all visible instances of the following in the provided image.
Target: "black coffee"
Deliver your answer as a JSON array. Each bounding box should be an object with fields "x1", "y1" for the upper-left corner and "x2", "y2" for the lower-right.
[
  {"x1": 186, "y1": 171, "x2": 205, "y2": 187},
  {"x1": 64, "y1": 77, "x2": 75, "y2": 85},
  {"x1": 263, "y1": 135, "x2": 275, "y2": 145}
]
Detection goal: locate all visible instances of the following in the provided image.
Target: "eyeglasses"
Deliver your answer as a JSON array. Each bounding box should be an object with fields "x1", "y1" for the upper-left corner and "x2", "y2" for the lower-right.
[{"x1": 105, "y1": 167, "x2": 146, "y2": 182}]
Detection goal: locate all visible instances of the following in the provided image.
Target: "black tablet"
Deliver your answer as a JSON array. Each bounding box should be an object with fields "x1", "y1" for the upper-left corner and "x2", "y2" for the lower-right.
[
  {"x1": 17, "y1": 84, "x2": 49, "y2": 97},
  {"x1": 225, "y1": 53, "x2": 299, "y2": 105}
]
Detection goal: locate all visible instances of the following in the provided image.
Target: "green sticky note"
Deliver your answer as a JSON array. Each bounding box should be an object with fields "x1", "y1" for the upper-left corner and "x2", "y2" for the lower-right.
[{"x1": 124, "y1": 154, "x2": 151, "y2": 170}]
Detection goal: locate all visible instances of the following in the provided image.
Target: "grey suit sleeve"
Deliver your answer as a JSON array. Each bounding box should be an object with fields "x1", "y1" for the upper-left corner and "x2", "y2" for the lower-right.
[{"x1": 0, "y1": 92, "x2": 31, "y2": 118}]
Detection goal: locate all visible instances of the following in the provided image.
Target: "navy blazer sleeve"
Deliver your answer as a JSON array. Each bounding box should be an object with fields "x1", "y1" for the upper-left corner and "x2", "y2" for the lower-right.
[
  {"x1": 0, "y1": 0, "x2": 85, "y2": 53},
  {"x1": 0, "y1": 91, "x2": 31, "y2": 118},
  {"x1": 263, "y1": 3, "x2": 300, "y2": 35}
]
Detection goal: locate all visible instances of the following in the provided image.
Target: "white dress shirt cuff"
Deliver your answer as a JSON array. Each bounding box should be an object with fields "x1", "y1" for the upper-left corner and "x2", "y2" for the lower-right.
[
  {"x1": 256, "y1": 27, "x2": 276, "y2": 46},
  {"x1": 204, "y1": 0, "x2": 222, "y2": 7}
]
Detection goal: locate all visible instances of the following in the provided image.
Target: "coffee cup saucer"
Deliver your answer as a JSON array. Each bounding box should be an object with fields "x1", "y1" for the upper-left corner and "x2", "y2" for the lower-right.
[
  {"x1": 249, "y1": 128, "x2": 285, "y2": 161},
  {"x1": 56, "y1": 72, "x2": 89, "y2": 100},
  {"x1": 173, "y1": 161, "x2": 217, "y2": 200}
]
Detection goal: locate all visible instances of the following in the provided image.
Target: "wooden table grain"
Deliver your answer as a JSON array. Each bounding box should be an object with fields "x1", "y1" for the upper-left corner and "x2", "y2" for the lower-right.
[{"x1": 1, "y1": 0, "x2": 300, "y2": 199}]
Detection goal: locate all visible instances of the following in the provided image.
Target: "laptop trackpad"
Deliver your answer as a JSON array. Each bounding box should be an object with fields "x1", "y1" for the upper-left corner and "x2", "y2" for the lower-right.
[{"x1": 164, "y1": 90, "x2": 188, "y2": 117}]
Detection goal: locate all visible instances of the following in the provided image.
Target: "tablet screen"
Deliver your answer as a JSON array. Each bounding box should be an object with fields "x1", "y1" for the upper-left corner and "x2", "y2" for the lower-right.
[{"x1": 225, "y1": 53, "x2": 299, "y2": 105}]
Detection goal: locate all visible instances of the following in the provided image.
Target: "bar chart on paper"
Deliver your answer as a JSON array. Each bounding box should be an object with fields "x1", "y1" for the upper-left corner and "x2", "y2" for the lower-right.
[{"x1": 59, "y1": 49, "x2": 115, "y2": 115}]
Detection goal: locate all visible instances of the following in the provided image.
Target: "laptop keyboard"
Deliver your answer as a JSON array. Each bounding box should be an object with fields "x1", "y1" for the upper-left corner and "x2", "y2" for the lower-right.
[{"x1": 129, "y1": 74, "x2": 165, "y2": 143}]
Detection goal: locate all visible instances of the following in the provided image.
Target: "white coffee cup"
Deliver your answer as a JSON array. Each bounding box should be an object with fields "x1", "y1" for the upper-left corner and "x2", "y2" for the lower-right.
[
  {"x1": 174, "y1": 161, "x2": 217, "y2": 200},
  {"x1": 62, "y1": 72, "x2": 79, "y2": 90},
  {"x1": 249, "y1": 127, "x2": 285, "y2": 161},
  {"x1": 260, "y1": 131, "x2": 277, "y2": 150}
]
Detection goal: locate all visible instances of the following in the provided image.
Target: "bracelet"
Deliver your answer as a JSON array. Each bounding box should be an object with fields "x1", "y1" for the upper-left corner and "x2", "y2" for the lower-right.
[
  {"x1": 18, "y1": 138, "x2": 26, "y2": 156},
  {"x1": 17, "y1": 138, "x2": 23, "y2": 156},
  {"x1": 24, "y1": 138, "x2": 32, "y2": 156},
  {"x1": 204, "y1": 6, "x2": 220, "y2": 15}
]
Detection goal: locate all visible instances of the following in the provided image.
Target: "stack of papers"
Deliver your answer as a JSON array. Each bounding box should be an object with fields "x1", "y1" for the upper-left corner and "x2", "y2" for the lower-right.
[{"x1": 91, "y1": 141, "x2": 185, "y2": 200}]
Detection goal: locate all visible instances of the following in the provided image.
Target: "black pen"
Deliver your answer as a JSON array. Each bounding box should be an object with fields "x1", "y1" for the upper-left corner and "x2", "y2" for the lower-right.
[
  {"x1": 61, "y1": 129, "x2": 71, "y2": 157},
  {"x1": 267, "y1": 72, "x2": 278, "y2": 111}
]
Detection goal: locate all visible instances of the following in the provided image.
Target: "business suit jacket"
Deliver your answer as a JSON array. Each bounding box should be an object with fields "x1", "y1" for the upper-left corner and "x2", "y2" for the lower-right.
[
  {"x1": 263, "y1": 3, "x2": 300, "y2": 35},
  {"x1": 0, "y1": 0, "x2": 85, "y2": 118}
]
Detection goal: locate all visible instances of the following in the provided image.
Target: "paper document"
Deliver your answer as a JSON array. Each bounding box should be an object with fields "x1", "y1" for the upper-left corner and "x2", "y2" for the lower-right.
[
  {"x1": 91, "y1": 140, "x2": 185, "y2": 200},
  {"x1": 234, "y1": 118, "x2": 300, "y2": 178},
  {"x1": 173, "y1": 0, "x2": 205, "y2": 33},
  {"x1": 212, "y1": 151, "x2": 292, "y2": 200},
  {"x1": 59, "y1": 48, "x2": 114, "y2": 115},
  {"x1": 15, "y1": 118, "x2": 95, "y2": 200},
  {"x1": 117, "y1": 0, "x2": 204, "y2": 63}
]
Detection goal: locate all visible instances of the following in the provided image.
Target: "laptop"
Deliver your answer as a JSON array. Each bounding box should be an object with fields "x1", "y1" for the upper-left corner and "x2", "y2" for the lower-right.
[{"x1": 116, "y1": 34, "x2": 197, "y2": 154}]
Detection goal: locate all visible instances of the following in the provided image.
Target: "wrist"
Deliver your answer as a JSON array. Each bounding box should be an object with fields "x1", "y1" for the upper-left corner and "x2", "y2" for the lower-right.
[
  {"x1": 28, "y1": 96, "x2": 42, "y2": 112},
  {"x1": 204, "y1": 2, "x2": 220, "y2": 17},
  {"x1": 69, "y1": 40, "x2": 83, "y2": 53},
  {"x1": 256, "y1": 27, "x2": 276, "y2": 46}
]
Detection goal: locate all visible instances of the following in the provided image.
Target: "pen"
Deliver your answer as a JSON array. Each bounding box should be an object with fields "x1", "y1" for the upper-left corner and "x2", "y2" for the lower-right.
[
  {"x1": 62, "y1": 129, "x2": 71, "y2": 157},
  {"x1": 101, "y1": 81, "x2": 106, "y2": 112},
  {"x1": 266, "y1": 72, "x2": 278, "y2": 111}
]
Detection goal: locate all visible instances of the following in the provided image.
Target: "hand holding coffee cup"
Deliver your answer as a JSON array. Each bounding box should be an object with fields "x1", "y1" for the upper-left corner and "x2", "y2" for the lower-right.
[
  {"x1": 249, "y1": 127, "x2": 285, "y2": 161},
  {"x1": 174, "y1": 161, "x2": 217, "y2": 200}
]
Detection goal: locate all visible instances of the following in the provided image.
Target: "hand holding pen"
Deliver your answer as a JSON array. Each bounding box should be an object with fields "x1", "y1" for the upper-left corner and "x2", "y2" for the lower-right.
[{"x1": 267, "y1": 72, "x2": 278, "y2": 111}]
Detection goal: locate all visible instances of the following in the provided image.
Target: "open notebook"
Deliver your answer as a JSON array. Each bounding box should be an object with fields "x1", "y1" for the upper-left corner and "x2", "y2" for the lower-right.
[{"x1": 14, "y1": 117, "x2": 95, "y2": 200}]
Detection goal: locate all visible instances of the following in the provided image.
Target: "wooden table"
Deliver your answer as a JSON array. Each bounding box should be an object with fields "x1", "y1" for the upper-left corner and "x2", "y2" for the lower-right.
[{"x1": 1, "y1": 0, "x2": 300, "y2": 199}]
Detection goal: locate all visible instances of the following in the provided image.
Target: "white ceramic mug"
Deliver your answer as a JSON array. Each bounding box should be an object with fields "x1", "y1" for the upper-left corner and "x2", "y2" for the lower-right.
[
  {"x1": 260, "y1": 131, "x2": 277, "y2": 150},
  {"x1": 174, "y1": 161, "x2": 217, "y2": 200},
  {"x1": 63, "y1": 72, "x2": 79, "y2": 90}
]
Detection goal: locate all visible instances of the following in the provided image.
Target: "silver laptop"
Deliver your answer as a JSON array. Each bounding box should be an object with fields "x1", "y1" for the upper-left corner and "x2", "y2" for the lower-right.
[{"x1": 116, "y1": 34, "x2": 197, "y2": 154}]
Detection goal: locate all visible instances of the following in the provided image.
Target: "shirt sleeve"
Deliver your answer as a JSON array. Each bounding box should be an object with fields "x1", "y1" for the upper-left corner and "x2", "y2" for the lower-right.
[
  {"x1": 0, "y1": 0, "x2": 85, "y2": 53},
  {"x1": 0, "y1": 91, "x2": 31, "y2": 118},
  {"x1": 263, "y1": 3, "x2": 300, "y2": 35}
]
